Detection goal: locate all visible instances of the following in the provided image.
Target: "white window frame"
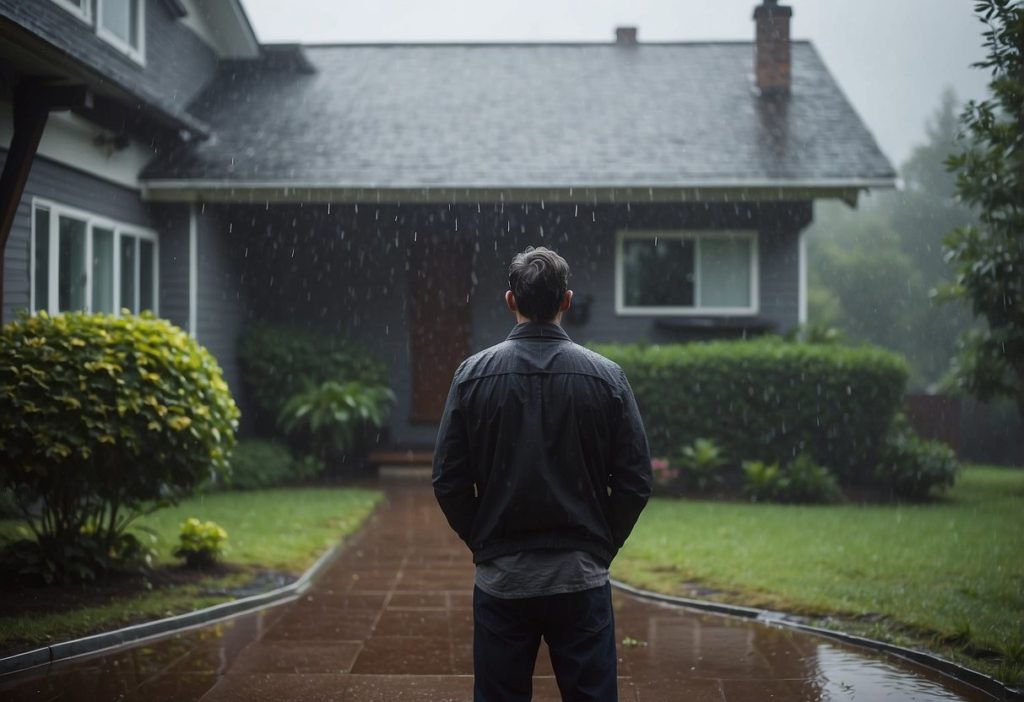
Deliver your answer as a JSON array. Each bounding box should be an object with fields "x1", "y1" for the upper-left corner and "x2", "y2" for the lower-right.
[
  {"x1": 49, "y1": 0, "x2": 92, "y2": 24},
  {"x1": 30, "y1": 198, "x2": 159, "y2": 317},
  {"x1": 614, "y1": 229, "x2": 760, "y2": 317},
  {"x1": 96, "y1": 0, "x2": 146, "y2": 65}
]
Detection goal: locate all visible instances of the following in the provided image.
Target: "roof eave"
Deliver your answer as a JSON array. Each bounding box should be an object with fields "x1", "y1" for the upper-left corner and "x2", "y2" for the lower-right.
[{"x1": 139, "y1": 179, "x2": 897, "y2": 205}]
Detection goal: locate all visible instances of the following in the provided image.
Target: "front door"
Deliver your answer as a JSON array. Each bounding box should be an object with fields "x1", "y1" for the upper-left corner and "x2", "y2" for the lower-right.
[{"x1": 408, "y1": 235, "x2": 472, "y2": 424}]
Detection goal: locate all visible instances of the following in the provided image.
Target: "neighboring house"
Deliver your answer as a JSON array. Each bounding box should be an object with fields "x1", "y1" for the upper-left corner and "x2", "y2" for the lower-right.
[{"x1": 0, "y1": 0, "x2": 895, "y2": 449}]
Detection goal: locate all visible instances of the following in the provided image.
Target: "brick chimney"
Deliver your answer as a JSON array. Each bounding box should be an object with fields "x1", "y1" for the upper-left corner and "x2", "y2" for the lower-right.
[
  {"x1": 615, "y1": 26, "x2": 638, "y2": 46},
  {"x1": 753, "y1": 0, "x2": 792, "y2": 95}
]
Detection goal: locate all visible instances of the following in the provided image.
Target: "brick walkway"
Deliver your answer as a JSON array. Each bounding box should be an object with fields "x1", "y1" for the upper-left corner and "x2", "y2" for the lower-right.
[{"x1": 1, "y1": 481, "x2": 989, "y2": 701}]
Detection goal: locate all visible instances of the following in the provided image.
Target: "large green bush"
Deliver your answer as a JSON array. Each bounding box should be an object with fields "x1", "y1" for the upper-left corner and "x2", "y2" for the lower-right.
[
  {"x1": 0, "y1": 311, "x2": 239, "y2": 582},
  {"x1": 593, "y1": 339, "x2": 909, "y2": 484},
  {"x1": 238, "y1": 324, "x2": 388, "y2": 435}
]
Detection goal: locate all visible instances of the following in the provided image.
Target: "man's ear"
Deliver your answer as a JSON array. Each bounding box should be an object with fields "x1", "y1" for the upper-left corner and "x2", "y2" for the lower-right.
[
  {"x1": 505, "y1": 290, "x2": 518, "y2": 313},
  {"x1": 559, "y1": 290, "x2": 573, "y2": 312}
]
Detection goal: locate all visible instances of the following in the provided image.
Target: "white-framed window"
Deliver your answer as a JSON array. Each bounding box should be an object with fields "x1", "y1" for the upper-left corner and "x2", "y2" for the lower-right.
[
  {"x1": 31, "y1": 199, "x2": 159, "y2": 316},
  {"x1": 49, "y1": 0, "x2": 92, "y2": 24},
  {"x1": 615, "y1": 230, "x2": 759, "y2": 316},
  {"x1": 96, "y1": 0, "x2": 146, "y2": 64}
]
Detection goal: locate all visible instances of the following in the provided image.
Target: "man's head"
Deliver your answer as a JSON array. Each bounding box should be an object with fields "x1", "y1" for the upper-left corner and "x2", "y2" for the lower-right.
[{"x1": 506, "y1": 246, "x2": 572, "y2": 323}]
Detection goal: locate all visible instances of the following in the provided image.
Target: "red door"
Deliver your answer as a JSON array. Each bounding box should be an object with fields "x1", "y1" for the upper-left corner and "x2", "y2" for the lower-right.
[{"x1": 408, "y1": 235, "x2": 472, "y2": 424}]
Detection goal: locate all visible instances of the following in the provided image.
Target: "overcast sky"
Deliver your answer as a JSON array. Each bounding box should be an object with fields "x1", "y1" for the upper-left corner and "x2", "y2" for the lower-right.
[{"x1": 240, "y1": 0, "x2": 991, "y2": 169}]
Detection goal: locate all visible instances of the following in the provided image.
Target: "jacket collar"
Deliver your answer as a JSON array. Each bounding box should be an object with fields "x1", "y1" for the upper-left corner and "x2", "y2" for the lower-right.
[{"x1": 506, "y1": 321, "x2": 572, "y2": 342}]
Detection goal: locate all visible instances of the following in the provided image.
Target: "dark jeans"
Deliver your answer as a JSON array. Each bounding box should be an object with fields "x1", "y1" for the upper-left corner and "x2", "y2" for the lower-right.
[{"x1": 473, "y1": 582, "x2": 617, "y2": 702}]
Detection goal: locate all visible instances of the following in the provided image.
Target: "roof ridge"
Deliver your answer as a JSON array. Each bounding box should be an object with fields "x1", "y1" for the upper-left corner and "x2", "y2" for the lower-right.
[{"x1": 287, "y1": 39, "x2": 814, "y2": 49}]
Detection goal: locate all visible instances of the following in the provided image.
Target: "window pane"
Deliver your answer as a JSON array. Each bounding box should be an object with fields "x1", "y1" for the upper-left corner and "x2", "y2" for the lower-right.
[
  {"x1": 700, "y1": 237, "x2": 752, "y2": 308},
  {"x1": 121, "y1": 236, "x2": 136, "y2": 313},
  {"x1": 33, "y1": 208, "x2": 50, "y2": 312},
  {"x1": 58, "y1": 216, "x2": 87, "y2": 312},
  {"x1": 92, "y1": 227, "x2": 115, "y2": 314},
  {"x1": 139, "y1": 240, "x2": 155, "y2": 312},
  {"x1": 101, "y1": 0, "x2": 137, "y2": 48},
  {"x1": 623, "y1": 238, "x2": 694, "y2": 307}
]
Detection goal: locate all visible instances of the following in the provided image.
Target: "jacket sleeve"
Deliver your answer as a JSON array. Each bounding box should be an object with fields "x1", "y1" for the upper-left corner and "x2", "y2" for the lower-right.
[
  {"x1": 432, "y1": 367, "x2": 477, "y2": 544},
  {"x1": 608, "y1": 369, "x2": 653, "y2": 549}
]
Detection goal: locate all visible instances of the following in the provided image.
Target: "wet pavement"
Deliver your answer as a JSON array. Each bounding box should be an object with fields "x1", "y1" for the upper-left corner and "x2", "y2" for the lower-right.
[{"x1": 0, "y1": 482, "x2": 996, "y2": 701}]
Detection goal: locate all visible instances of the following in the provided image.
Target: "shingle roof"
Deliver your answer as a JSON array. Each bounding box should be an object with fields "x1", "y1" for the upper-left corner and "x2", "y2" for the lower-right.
[{"x1": 141, "y1": 41, "x2": 895, "y2": 189}]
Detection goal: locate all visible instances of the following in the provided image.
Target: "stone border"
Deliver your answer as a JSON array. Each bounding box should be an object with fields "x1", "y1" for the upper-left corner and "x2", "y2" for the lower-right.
[
  {"x1": 0, "y1": 538, "x2": 345, "y2": 678},
  {"x1": 610, "y1": 578, "x2": 1023, "y2": 702}
]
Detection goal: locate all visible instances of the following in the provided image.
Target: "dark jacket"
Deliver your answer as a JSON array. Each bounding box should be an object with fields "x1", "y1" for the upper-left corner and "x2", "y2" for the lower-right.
[{"x1": 432, "y1": 321, "x2": 652, "y2": 566}]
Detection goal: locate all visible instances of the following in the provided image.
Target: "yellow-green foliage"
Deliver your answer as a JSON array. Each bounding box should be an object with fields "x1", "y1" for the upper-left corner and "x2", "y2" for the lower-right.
[
  {"x1": 173, "y1": 518, "x2": 228, "y2": 567},
  {"x1": 0, "y1": 311, "x2": 239, "y2": 576}
]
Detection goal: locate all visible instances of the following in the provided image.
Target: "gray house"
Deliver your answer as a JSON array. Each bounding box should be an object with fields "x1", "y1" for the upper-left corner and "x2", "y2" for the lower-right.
[{"x1": 0, "y1": 0, "x2": 895, "y2": 450}]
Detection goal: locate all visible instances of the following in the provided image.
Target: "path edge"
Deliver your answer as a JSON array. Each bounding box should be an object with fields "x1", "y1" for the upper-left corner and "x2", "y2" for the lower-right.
[
  {"x1": 0, "y1": 529, "x2": 349, "y2": 679},
  {"x1": 610, "y1": 578, "x2": 1023, "y2": 702}
]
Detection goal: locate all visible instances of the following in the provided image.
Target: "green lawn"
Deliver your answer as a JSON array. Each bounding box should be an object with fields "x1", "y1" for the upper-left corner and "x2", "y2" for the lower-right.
[
  {"x1": 0, "y1": 487, "x2": 382, "y2": 650},
  {"x1": 613, "y1": 466, "x2": 1024, "y2": 684}
]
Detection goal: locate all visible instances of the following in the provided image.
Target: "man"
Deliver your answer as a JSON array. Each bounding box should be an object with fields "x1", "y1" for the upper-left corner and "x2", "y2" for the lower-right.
[{"x1": 433, "y1": 246, "x2": 652, "y2": 702}]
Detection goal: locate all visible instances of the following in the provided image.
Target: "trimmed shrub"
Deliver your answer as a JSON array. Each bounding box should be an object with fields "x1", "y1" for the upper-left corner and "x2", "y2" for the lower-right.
[
  {"x1": 875, "y1": 417, "x2": 959, "y2": 500},
  {"x1": 0, "y1": 311, "x2": 238, "y2": 582},
  {"x1": 593, "y1": 339, "x2": 909, "y2": 484},
  {"x1": 174, "y1": 518, "x2": 228, "y2": 568},
  {"x1": 238, "y1": 324, "x2": 387, "y2": 435}
]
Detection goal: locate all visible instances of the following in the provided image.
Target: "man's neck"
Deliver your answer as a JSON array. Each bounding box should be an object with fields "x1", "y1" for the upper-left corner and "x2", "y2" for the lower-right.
[{"x1": 516, "y1": 315, "x2": 562, "y2": 326}]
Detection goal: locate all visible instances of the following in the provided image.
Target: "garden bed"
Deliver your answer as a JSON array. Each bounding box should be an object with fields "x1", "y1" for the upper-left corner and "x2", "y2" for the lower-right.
[
  {"x1": 0, "y1": 487, "x2": 381, "y2": 653},
  {"x1": 612, "y1": 466, "x2": 1024, "y2": 687}
]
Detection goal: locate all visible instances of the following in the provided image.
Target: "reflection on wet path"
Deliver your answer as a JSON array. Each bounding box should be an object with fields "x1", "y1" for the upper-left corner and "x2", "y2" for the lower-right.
[{"x1": 0, "y1": 482, "x2": 995, "y2": 701}]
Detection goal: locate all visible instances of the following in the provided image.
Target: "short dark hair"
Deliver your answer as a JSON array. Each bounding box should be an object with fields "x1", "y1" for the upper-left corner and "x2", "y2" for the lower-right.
[{"x1": 508, "y1": 246, "x2": 570, "y2": 322}]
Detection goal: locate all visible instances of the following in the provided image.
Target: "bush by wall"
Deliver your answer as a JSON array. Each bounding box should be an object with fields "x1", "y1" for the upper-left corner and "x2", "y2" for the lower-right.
[
  {"x1": 238, "y1": 324, "x2": 388, "y2": 435},
  {"x1": 0, "y1": 311, "x2": 239, "y2": 582},
  {"x1": 593, "y1": 339, "x2": 909, "y2": 484},
  {"x1": 875, "y1": 415, "x2": 960, "y2": 499}
]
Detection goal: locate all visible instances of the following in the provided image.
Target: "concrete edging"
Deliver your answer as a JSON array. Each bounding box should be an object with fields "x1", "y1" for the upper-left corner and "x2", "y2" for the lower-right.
[
  {"x1": 0, "y1": 537, "x2": 345, "y2": 678},
  {"x1": 610, "y1": 578, "x2": 1023, "y2": 702}
]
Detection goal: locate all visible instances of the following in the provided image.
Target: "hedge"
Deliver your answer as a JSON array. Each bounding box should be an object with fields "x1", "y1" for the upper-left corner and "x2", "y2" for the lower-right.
[{"x1": 593, "y1": 339, "x2": 909, "y2": 484}]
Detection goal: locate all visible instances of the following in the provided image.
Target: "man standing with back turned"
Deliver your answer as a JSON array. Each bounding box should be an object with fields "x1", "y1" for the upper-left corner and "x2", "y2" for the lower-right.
[{"x1": 433, "y1": 246, "x2": 653, "y2": 702}]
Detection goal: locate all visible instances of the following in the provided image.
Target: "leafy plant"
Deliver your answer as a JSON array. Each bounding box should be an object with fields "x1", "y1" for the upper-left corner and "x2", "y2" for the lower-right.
[
  {"x1": 279, "y1": 380, "x2": 394, "y2": 467},
  {"x1": 742, "y1": 455, "x2": 841, "y2": 504},
  {"x1": 677, "y1": 438, "x2": 728, "y2": 493},
  {"x1": 0, "y1": 310, "x2": 238, "y2": 583},
  {"x1": 940, "y1": 0, "x2": 1024, "y2": 421},
  {"x1": 173, "y1": 518, "x2": 228, "y2": 568},
  {"x1": 238, "y1": 324, "x2": 387, "y2": 435},
  {"x1": 742, "y1": 460, "x2": 784, "y2": 502},
  {"x1": 782, "y1": 454, "x2": 842, "y2": 504},
  {"x1": 875, "y1": 416, "x2": 960, "y2": 500}
]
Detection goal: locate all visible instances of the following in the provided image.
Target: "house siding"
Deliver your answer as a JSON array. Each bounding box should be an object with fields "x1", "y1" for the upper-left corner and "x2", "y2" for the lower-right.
[
  {"x1": 0, "y1": 149, "x2": 161, "y2": 323},
  {"x1": 194, "y1": 206, "x2": 247, "y2": 403},
  {"x1": 219, "y1": 200, "x2": 811, "y2": 447}
]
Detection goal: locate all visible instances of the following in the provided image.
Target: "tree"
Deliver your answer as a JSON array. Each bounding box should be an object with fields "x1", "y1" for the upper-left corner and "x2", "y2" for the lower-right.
[
  {"x1": 807, "y1": 90, "x2": 975, "y2": 390},
  {"x1": 942, "y1": 0, "x2": 1024, "y2": 419}
]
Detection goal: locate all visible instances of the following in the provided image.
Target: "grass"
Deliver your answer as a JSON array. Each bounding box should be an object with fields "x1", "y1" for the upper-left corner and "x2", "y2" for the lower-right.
[
  {"x1": 0, "y1": 487, "x2": 382, "y2": 650},
  {"x1": 613, "y1": 465, "x2": 1024, "y2": 686}
]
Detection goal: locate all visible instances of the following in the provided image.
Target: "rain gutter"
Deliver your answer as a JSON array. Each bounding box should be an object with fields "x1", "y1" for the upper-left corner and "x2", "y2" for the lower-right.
[
  {"x1": 0, "y1": 535, "x2": 347, "y2": 678},
  {"x1": 139, "y1": 180, "x2": 897, "y2": 206},
  {"x1": 610, "y1": 578, "x2": 1023, "y2": 702}
]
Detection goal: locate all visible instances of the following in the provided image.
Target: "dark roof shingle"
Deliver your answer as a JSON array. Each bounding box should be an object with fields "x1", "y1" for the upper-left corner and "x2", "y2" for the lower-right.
[{"x1": 143, "y1": 41, "x2": 895, "y2": 188}]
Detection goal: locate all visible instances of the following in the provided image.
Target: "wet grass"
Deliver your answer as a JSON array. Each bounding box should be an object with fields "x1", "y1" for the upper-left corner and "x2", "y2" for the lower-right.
[
  {"x1": 613, "y1": 465, "x2": 1024, "y2": 687},
  {"x1": 0, "y1": 487, "x2": 382, "y2": 651}
]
